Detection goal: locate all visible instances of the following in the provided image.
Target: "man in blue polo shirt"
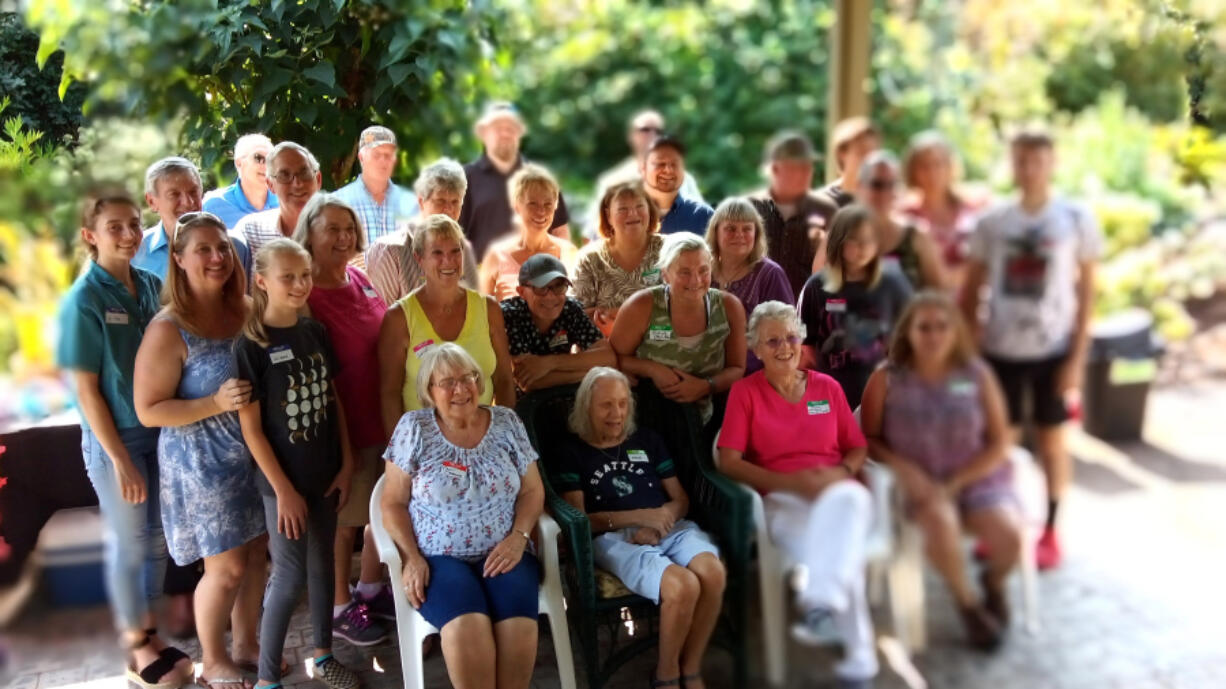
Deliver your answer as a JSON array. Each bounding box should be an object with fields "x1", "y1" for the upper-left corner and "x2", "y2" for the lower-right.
[
  {"x1": 135, "y1": 156, "x2": 250, "y2": 280},
  {"x1": 333, "y1": 125, "x2": 419, "y2": 248},
  {"x1": 641, "y1": 135, "x2": 714, "y2": 235},
  {"x1": 202, "y1": 133, "x2": 279, "y2": 229}
]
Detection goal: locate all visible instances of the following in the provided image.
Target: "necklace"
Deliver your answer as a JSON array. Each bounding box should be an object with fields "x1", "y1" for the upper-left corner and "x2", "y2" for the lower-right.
[{"x1": 594, "y1": 439, "x2": 623, "y2": 462}]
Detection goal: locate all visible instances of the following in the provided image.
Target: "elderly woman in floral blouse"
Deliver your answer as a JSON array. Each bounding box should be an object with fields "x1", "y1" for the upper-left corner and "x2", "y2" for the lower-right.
[{"x1": 380, "y1": 342, "x2": 545, "y2": 689}]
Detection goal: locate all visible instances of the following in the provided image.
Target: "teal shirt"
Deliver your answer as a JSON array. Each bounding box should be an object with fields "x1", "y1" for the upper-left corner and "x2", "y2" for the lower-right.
[{"x1": 56, "y1": 262, "x2": 164, "y2": 431}]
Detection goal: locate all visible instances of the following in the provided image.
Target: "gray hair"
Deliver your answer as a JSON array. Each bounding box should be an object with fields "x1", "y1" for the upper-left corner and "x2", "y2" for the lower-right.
[
  {"x1": 657, "y1": 232, "x2": 712, "y2": 274},
  {"x1": 234, "y1": 133, "x2": 273, "y2": 160},
  {"x1": 267, "y1": 141, "x2": 321, "y2": 178},
  {"x1": 415, "y1": 342, "x2": 486, "y2": 409},
  {"x1": 413, "y1": 158, "x2": 468, "y2": 200},
  {"x1": 144, "y1": 156, "x2": 202, "y2": 196},
  {"x1": 856, "y1": 149, "x2": 901, "y2": 188},
  {"x1": 746, "y1": 300, "x2": 807, "y2": 348},
  {"x1": 291, "y1": 192, "x2": 367, "y2": 255},
  {"x1": 568, "y1": 367, "x2": 637, "y2": 444}
]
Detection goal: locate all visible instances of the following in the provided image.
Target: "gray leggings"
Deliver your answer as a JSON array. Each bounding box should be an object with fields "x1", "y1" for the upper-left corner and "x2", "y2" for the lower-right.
[{"x1": 259, "y1": 492, "x2": 338, "y2": 682}]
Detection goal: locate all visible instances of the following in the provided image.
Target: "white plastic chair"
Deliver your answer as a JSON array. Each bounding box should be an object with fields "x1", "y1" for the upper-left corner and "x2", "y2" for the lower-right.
[
  {"x1": 710, "y1": 433, "x2": 912, "y2": 687},
  {"x1": 369, "y1": 474, "x2": 578, "y2": 689}
]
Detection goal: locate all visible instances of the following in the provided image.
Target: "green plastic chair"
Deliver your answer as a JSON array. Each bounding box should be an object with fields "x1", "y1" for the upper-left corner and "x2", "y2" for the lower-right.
[{"x1": 515, "y1": 382, "x2": 752, "y2": 689}]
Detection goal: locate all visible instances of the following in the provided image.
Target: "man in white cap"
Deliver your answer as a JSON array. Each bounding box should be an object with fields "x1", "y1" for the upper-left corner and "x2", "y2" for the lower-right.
[
  {"x1": 202, "y1": 133, "x2": 279, "y2": 229},
  {"x1": 458, "y1": 102, "x2": 570, "y2": 260},
  {"x1": 334, "y1": 125, "x2": 420, "y2": 247}
]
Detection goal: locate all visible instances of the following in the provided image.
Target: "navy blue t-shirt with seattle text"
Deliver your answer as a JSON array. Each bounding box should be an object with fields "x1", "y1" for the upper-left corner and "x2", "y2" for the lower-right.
[{"x1": 554, "y1": 427, "x2": 675, "y2": 511}]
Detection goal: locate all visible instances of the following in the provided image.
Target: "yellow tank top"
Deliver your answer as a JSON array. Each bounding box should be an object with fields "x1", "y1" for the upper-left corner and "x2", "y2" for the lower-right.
[{"x1": 398, "y1": 288, "x2": 497, "y2": 411}]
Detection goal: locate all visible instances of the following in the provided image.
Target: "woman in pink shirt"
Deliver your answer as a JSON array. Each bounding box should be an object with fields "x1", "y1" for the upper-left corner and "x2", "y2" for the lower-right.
[
  {"x1": 716, "y1": 301, "x2": 877, "y2": 689},
  {"x1": 293, "y1": 193, "x2": 391, "y2": 645}
]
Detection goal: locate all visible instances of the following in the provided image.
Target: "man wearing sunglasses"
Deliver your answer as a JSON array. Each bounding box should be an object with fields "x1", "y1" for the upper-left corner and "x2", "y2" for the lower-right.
[
  {"x1": 234, "y1": 141, "x2": 323, "y2": 269},
  {"x1": 499, "y1": 254, "x2": 614, "y2": 394},
  {"x1": 202, "y1": 133, "x2": 279, "y2": 229},
  {"x1": 588, "y1": 109, "x2": 706, "y2": 239}
]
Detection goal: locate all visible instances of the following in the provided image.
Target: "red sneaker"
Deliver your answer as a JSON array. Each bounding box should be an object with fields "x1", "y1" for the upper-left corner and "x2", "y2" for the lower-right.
[{"x1": 1036, "y1": 527, "x2": 1062, "y2": 570}]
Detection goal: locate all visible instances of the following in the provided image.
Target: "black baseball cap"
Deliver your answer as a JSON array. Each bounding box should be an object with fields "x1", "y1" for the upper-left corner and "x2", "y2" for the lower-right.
[{"x1": 518, "y1": 253, "x2": 570, "y2": 287}]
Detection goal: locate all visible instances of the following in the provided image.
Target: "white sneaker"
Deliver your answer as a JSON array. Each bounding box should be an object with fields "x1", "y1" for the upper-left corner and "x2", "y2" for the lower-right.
[{"x1": 790, "y1": 607, "x2": 839, "y2": 646}]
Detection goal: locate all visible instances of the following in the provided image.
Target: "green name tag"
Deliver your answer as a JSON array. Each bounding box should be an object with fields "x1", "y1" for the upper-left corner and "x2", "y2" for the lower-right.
[
  {"x1": 949, "y1": 380, "x2": 977, "y2": 396},
  {"x1": 641, "y1": 268, "x2": 661, "y2": 282},
  {"x1": 626, "y1": 449, "x2": 649, "y2": 463},
  {"x1": 1109, "y1": 358, "x2": 1157, "y2": 385},
  {"x1": 807, "y1": 400, "x2": 831, "y2": 415},
  {"x1": 648, "y1": 324, "x2": 673, "y2": 341}
]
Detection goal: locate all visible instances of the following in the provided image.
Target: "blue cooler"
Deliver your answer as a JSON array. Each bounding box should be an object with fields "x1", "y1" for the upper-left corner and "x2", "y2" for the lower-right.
[{"x1": 37, "y1": 507, "x2": 107, "y2": 607}]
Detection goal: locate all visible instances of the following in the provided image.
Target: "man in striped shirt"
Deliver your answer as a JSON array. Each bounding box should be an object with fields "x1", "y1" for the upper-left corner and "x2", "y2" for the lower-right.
[{"x1": 234, "y1": 141, "x2": 322, "y2": 276}]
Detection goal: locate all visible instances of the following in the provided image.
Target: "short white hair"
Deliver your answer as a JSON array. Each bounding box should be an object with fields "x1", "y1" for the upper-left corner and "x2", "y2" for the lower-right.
[
  {"x1": 746, "y1": 300, "x2": 807, "y2": 348},
  {"x1": 857, "y1": 149, "x2": 901, "y2": 188},
  {"x1": 234, "y1": 133, "x2": 273, "y2": 160},
  {"x1": 144, "y1": 156, "x2": 201, "y2": 196},
  {"x1": 568, "y1": 367, "x2": 636, "y2": 444},
  {"x1": 657, "y1": 232, "x2": 712, "y2": 274},
  {"x1": 267, "y1": 141, "x2": 321, "y2": 178},
  {"x1": 415, "y1": 342, "x2": 485, "y2": 408},
  {"x1": 414, "y1": 158, "x2": 468, "y2": 200}
]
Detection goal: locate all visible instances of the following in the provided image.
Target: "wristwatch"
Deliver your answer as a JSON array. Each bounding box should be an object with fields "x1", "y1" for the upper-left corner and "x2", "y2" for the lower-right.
[{"x1": 706, "y1": 377, "x2": 716, "y2": 395}]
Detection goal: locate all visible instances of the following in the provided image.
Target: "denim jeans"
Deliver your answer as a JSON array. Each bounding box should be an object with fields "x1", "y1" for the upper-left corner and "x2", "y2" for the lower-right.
[{"x1": 81, "y1": 425, "x2": 168, "y2": 630}]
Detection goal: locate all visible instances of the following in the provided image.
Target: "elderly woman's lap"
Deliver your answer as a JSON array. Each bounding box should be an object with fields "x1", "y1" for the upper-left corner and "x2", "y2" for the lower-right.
[
  {"x1": 418, "y1": 553, "x2": 541, "y2": 630},
  {"x1": 592, "y1": 519, "x2": 720, "y2": 604}
]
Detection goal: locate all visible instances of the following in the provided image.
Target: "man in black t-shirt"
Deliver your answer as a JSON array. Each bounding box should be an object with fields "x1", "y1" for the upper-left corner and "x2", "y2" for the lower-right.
[{"x1": 500, "y1": 254, "x2": 615, "y2": 393}]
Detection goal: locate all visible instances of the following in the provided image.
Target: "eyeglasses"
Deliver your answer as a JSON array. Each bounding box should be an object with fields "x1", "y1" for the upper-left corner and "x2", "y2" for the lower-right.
[
  {"x1": 272, "y1": 169, "x2": 315, "y2": 185},
  {"x1": 173, "y1": 211, "x2": 224, "y2": 242},
  {"x1": 761, "y1": 335, "x2": 802, "y2": 349},
  {"x1": 868, "y1": 178, "x2": 897, "y2": 191},
  {"x1": 431, "y1": 372, "x2": 480, "y2": 391},
  {"x1": 529, "y1": 282, "x2": 569, "y2": 297}
]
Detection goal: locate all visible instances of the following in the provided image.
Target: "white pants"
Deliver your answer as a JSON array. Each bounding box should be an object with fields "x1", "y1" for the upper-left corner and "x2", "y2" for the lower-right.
[{"x1": 765, "y1": 480, "x2": 878, "y2": 681}]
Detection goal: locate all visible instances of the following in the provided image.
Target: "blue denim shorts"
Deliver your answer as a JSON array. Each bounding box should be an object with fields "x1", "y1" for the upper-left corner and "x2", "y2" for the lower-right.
[{"x1": 592, "y1": 519, "x2": 720, "y2": 603}]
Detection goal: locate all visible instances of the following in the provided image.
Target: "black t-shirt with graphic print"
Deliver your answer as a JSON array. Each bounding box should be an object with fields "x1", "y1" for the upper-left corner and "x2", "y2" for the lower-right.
[
  {"x1": 554, "y1": 427, "x2": 675, "y2": 512},
  {"x1": 500, "y1": 296, "x2": 604, "y2": 356},
  {"x1": 233, "y1": 317, "x2": 342, "y2": 497}
]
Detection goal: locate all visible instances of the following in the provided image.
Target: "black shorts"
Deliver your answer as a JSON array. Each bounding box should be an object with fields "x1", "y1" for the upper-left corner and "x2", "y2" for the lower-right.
[{"x1": 986, "y1": 354, "x2": 1069, "y2": 427}]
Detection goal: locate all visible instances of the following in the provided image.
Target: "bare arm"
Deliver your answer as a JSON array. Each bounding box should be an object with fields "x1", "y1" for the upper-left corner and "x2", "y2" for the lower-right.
[
  {"x1": 945, "y1": 367, "x2": 1011, "y2": 494},
  {"x1": 1059, "y1": 260, "x2": 1097, "y2": 393},
  {"x1": 486, "y1": 297, "x2": 518, "y2": 406},
  {"x1": 478, "y1": 251, "x2": 499, "y2": 297},
  {"x1": 711, "y1": 293, "x2": 748, "y2": 394},
  {"x1": 609, "y1": 290, "x2": 677, "y2": 385},
  {"x1": 377, "y1": 305, "x2": 409, "y2": 441},
  {"x1": 913, "y1": 230, "x2": 949, "y2": 290},
  {"x1": 515, "y1": 340, "x2": 619, "y2": 392},
  {"x1": 71, "y1": 371, "x2": 145, "y2": 503},
  {"x1": 561, "y1": 474, "x2": 688, "y2": 535},
  {"x1": 134, "y1": 319, "x2": 235, "y2": 427},
  {"x1": 960, "y1": 259, "x2": 988, "y2": 345},
  {"x1": 550, "y1": 223, "x2": 571, "y2": 241}
]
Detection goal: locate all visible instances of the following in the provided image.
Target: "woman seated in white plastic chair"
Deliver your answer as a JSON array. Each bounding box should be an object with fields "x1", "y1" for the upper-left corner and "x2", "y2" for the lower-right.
[
  {"x1": 716, "y1": 301, "x2": 877, "y2": 689},
  {"x1": 859, "y1": 291, "x2": 1020, "y2": 651},
  {"x1": 556, "y1": 367, "x2": 725, "y2": 689},
  {"x1": 380, "y1": 342, "x2": 546, "y2": 689}
]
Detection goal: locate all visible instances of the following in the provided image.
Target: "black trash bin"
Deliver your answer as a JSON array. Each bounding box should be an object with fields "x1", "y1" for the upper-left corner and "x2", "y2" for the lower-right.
[{"x1": 1082, "y1": 309, "x2": 1164, "y2": 441}]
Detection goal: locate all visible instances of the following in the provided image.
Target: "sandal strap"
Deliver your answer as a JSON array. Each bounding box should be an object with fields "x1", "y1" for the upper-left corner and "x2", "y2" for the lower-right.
[
  {"x1": 651, "y1": 676, "x2": 682, "y2": 687},
  {"x1": 136, "y1": 653, "x2": 181, "y2": 685},
  {"x1": 158, "y1": 646, "x2": 191, "y2": 664}
]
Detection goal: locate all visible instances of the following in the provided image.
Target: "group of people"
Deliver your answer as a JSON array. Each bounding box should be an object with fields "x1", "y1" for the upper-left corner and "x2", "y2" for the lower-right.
[{"x1": 56, "y1": 99, "x2": 1100, "y2": 689}]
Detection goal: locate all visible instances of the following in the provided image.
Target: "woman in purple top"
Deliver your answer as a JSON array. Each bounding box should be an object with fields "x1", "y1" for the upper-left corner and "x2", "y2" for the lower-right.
[
  {"x1": 706, "y1": 197, "x2": 795, "y2": 374},
  {"x1": 860, "y1": 291, "x2": 1019, "y2": 652}
]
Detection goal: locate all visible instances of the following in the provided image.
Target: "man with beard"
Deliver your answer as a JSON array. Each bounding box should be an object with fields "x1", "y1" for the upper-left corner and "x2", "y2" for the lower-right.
[
  {"x1": 458, "y1": 102, "x2": 570, "y2": 259},
  {"x1": 641, "y1": 135, "x2": 713, "y2": 235}
]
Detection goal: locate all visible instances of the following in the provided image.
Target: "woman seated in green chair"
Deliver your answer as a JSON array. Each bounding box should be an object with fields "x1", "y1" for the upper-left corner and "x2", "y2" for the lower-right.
[{"x1": 556, "y1": 367, "x2": 725, "y2": 689}]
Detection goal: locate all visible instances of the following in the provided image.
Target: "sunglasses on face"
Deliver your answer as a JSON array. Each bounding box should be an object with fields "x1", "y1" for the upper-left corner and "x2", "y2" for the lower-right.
[
  {"x1": 432, "y1": 372, "x2": 480, "y2": 391},
  {"x1": 529, "y1": 282, "x2": 569, "y2": 297},
  {"x1": 761, "y1": 335, "x2": 802, "y2": 349}
]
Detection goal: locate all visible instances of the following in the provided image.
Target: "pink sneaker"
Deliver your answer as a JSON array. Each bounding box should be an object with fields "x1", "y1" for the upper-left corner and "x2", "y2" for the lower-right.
[{"x1": 1036, "y1": 527, "x2": 1062, "y2": 570}]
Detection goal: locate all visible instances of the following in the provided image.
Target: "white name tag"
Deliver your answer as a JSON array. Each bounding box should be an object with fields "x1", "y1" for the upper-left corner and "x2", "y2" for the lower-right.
[
  {"x1": 413, "y1": 339, "x2": 436, "y2": 359},
  {"x1": 627, "y1": 450, "x2": 649, "y2": 463},
  {"x1": 807, "y1": 400, "x2": 831, "y2": 415},
  {"x1": 548, "y1": 330, "x2": 569, "y2": 350},
  {"x1": 269, "y1": 346, "x2": 295, "y2": 364},
  {"x1": 648, "y1": 325, "x2": 672, "y2": 341},
  {"x1": 104, "y1": 308, "x2": 129, "y2": 325},
  {"x1": 949, "y1": 380, "x2": 977, "y2": 396},
  {"x1": 825, "y1": 299, "x2": 847, "y2": 313},
  {"x1": 362, "y1": 287, "x2": 379, "y2": 299}
]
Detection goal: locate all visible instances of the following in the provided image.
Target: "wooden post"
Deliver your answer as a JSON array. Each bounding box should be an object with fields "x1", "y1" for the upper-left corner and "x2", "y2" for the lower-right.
[{"x1": 826, "y1": 0, "x2": 872, "y2": 180}]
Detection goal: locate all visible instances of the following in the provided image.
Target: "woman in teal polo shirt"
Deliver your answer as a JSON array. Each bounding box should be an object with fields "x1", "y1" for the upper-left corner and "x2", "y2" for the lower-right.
[{"x1": 56, "y1": 190, "x2": 195, "y2": 688}]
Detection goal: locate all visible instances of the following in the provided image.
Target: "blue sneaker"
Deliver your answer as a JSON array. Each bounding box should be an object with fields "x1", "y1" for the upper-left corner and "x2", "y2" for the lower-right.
[{"x1": 332, "y1": 601, "x2": 388, "y2": 646}]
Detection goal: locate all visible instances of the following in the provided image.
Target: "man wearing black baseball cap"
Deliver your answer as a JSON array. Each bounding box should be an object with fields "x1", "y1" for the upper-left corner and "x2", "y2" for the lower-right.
[{"x1": 499, "y1": 254, "x2": 615, "y2": 393}]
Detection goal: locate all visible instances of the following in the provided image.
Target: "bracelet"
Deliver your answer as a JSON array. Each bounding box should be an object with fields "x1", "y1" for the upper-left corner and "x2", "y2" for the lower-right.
[
  {"x1": 606, "y1": 515, "x2": 614, "y2": 531},
  {"x1": 516, "y1": 529, "x2": 531, "y2": 542}
]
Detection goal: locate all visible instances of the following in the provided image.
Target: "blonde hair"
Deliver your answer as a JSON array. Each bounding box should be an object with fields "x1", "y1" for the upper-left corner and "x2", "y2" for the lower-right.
[
  {"x1": 888, "y1": 290, "x2": 976, "y2": 369},
  {"x1": 411, "y1": 214, "x2": 467, "y2": 263},
  {"x1": 657, "y1": 232, "x2": 711, "y2": 275},
  {"x1": 163, "y1": 212, "x2": 247, "y2": 336},
  {"x1": 292, "y1": 192, "x2": 367, "y2": 256},
  {"x1": 243, "y1": 238, "x2": 312, "y2": 347},
  {"x1": 822, "y1": 204, "x2": 882, "y2": 292},
  {"x1": 903, "y1": 130, "x2": 964, "y2": 206},
  {"x1": 568, "y1": 367, "x2": 636, "y2": 444},
  {"x1": 705, "y1": 197, "x2": 767, "y2": 269},
  {"x1": 415, "y1": 342, "x2": 486, "y2": 408},
  {"x1": 507, "y1": 162, "x2": 559, "y2": 207},
  {"x1": 596, "y1": 181, "x2": 659, "y2": 241}
]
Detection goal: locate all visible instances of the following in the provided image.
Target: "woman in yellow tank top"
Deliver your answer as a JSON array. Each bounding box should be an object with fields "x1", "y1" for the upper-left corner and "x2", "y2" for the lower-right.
[{"x1": 377, "y1": 215, "x2": 515, "y2": 438}]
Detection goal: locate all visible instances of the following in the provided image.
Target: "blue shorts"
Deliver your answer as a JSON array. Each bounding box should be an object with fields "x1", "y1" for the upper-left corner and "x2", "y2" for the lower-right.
[
  {"x1": 417, "y1": 552, "x2": 540, "y2": 630},
  {"x1": 592, "y1": 519, "x2": 720, "y2": 603}
]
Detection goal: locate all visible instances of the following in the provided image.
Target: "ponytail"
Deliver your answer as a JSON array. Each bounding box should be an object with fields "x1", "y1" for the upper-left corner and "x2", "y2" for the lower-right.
[{"x1": 244, "y1": 238, "x2": 312, "y2": 348}]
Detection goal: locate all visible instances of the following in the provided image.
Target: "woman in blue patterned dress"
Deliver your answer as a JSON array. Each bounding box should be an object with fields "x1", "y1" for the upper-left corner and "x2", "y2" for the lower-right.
[
  {"x1": 135, "y1": 212, "x2": 267, "y2": 689},
  {"x1": 380, "y1": 342, "x2": 546, "y2": 689}
]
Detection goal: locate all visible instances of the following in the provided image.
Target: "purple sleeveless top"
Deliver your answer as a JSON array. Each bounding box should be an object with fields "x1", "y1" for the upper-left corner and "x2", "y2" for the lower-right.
[{"x1": 881, "y1": 359, "x2": 1013, "y2": 511}]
